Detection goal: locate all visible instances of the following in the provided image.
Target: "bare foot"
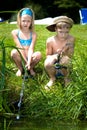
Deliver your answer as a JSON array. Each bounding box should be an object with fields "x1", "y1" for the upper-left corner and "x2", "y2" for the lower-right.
[
  {"x1": 45, "y1": 79, "x2": 55, "y2": 90},
  {"x1": 16, "y1": 69, "x2": 22, "y2": 76}
]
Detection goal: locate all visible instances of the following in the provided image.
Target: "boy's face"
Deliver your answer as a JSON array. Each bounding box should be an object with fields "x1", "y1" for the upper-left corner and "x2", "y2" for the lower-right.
[{"x1": 55, "y1": 23, "x2": 70, "y2": 39}]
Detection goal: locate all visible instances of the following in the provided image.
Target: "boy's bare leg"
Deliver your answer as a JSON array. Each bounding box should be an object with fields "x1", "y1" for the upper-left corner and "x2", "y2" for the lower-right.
[
  {"x1": 60, "y1": 56, "x2": 72, "y2": 86},
  {"x1": 44, "y1": 57, "x2": 56, "y2": 89}
]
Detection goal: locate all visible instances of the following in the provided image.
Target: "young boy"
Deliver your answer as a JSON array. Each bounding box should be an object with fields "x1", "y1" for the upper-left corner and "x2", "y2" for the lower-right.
[{"x1": 44, "y1": 16, "x2": 75, "y2": 89}]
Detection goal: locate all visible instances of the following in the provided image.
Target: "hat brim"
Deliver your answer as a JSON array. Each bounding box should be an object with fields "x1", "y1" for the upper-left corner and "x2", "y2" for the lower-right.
[
  {"x1": 46, "y1": 24, "x2": 56, "y2": 32},
  {"x1": 46, "y1": 16, "x2": 73, "y2": 32}
]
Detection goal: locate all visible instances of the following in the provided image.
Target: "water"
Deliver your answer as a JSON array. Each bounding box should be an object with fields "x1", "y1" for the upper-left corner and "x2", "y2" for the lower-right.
[{"x1": 1, "y1": 117, "x2": 87, "y2": 130}]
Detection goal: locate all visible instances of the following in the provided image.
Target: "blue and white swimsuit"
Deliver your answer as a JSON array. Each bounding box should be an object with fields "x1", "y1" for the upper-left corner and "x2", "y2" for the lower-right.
[{"x1": 18, "y1": 30, "x2": 32, "y2": 46}]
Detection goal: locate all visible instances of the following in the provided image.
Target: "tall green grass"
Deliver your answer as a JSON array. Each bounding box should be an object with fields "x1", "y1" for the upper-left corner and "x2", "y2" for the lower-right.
[{"x1": 0, "y1": 23, "x2": 87, "y2": 121}]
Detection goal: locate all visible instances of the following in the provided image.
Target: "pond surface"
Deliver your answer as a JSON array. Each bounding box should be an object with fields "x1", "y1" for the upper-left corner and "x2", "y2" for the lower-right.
[{"x1": 1, "y1": 117, "x2": 87, "y2": 130}]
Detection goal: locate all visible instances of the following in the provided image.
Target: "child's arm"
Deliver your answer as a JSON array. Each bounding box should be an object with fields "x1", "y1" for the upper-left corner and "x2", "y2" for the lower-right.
[
  {"x1": 11, "y1": 29, "x2": 27, "y2": 63},
  {"x1": 26, "y1": 32, "x2": 37, "y2": 70},
  {"x1": 62, "y1": 37, "x2": 75, "y2": 58}
]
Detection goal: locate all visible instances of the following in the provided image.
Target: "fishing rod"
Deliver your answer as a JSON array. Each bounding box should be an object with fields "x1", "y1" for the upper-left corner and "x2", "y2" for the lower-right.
[
  {"x1": 16, "y1": 69, "x2": 32, "y2": 120},
  {"x1": 16, "y1": 73, "x2": 26, "y2": 120},
  {"x1": 54, "y1": 54, "x2": 67, "y2": 78}
]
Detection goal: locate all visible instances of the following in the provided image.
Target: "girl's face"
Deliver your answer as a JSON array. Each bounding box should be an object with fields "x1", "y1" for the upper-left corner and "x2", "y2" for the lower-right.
[{"x1": 20, "y1": 15, "x2": 32, "y2": 29}]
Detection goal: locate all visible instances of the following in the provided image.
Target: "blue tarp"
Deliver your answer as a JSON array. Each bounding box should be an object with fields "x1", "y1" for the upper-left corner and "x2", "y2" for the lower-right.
[
  {"x1": 0, "y1": 18, "x2": 4, "y2": 22},
  {"x1": 79, "y1": 8, "x2": 87, "y2": 25}
]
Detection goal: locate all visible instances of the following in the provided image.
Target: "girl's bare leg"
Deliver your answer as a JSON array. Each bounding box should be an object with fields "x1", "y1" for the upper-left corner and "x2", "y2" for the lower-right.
[
  {"x1": 30, "y1": 51, "x2": 42, "y2": 76},
  {"x1": 11, "y1": 49, "x2": 23, "y2": 76}
]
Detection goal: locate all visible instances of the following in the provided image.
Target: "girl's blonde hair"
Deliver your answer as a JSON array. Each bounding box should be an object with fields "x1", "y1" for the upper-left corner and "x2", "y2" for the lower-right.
[{"x1": 17, "y1": 7, "x2": 35, "y2": 31}]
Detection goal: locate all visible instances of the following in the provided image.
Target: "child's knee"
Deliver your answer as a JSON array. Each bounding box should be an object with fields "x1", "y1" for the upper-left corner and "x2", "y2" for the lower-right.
[
  {"x1": 34, "y1": 51, "x2": 42, "y2": 60},
  {"x1": 44, "y1": 58, "x2": 53, "y2": 69},
  {"x1": 60, "y1": 56, "x2": 71, "y2": 66},
  {"x1": 11, "y1": 49, "x2": 17, "y2": 57},
  {"x1": 37, "y1": 51, "x2": 42, "y2": 60}
]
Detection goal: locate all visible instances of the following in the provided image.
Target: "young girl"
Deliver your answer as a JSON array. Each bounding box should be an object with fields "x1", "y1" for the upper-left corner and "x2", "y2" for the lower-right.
[
  {"x1": 44, "y1": 16, "x2": 75, "y2": 89},
  {"x1": 11, "y1": 8, "x2": 42, "y2": 76}
]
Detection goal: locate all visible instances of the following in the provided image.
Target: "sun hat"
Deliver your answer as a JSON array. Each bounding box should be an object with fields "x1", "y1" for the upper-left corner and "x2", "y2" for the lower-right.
[{"x1": 46, "y1": 16, "x2": 74, "y2": 32}]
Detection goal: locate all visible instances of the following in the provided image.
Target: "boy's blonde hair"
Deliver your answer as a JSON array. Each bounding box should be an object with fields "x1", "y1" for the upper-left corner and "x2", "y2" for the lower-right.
[
  {"x1": 56, "y1": 22, "x2": 71, "y2": 29},
  {"x1": 17, "y1": 7, "x2": 35, "y2": 31}
]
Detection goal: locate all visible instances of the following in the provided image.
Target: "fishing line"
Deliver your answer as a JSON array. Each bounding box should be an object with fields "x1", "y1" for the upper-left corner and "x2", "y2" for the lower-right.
[
  {"x1": 16, "y1": 73, "x2": 26, "y2": 120},
  {"x1": 16, "y1": 67, "x2": 32, "y2": 120}
]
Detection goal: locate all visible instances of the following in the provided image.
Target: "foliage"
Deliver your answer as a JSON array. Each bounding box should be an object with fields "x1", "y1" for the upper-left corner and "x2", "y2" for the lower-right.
[
  {"x1": 25, "y1": 0, "x2": 87, "y2": 23},
  {"x1": 0, "y1": 23, "x2": 87, "y2": 121},
  {"x1": 54, "y1": 0, "x2": 81, "y2": 8},
  {"x1": 0, "y1": 38, "x2": 12, "y2": 114},
  {"x1": 1, "y1": 0, "x2": 87, "y2": 23}
]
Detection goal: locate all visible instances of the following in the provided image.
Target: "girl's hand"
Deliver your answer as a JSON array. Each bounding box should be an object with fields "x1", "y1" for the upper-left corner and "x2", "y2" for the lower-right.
[{"x1": 25, "y1": 64, "x2": 31, "y2": 70}]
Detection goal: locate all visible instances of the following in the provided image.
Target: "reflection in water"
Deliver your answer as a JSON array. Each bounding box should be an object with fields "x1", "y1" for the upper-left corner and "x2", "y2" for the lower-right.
[{"x1": 1, "y1": 118, "x2": 87, "y2": 130}]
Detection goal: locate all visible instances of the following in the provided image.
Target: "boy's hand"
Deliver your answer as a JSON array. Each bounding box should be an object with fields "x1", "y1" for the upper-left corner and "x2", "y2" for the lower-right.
[{"x1": 57, "y1": 49, "x2": 62, "y2": 55}]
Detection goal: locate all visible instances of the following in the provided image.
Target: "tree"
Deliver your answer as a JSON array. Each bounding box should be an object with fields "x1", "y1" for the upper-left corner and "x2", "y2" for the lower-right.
[
  {"x1": 0, "y1": 0, "x2": 27, "y2": 20},
  {"x1": 25, "y1": 0, "x2": 87, "y2": 23},
  {"x1": 0, "y1": 0, "x2": 87, "y2": 23}
]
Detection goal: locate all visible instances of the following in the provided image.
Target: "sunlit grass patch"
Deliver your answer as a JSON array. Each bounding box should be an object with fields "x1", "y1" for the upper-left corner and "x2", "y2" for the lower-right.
[{"x1": 0, "y1": 23, "x2": 87, "y2": 120}]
